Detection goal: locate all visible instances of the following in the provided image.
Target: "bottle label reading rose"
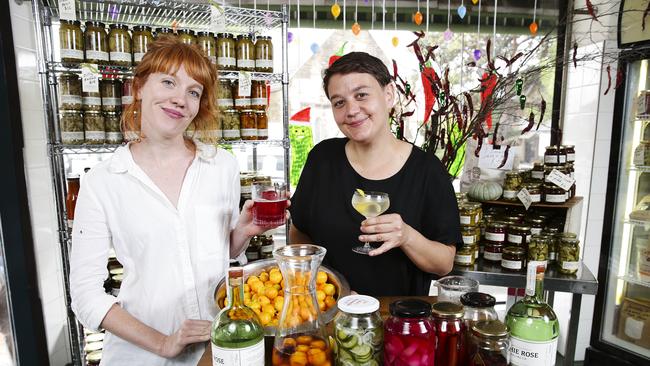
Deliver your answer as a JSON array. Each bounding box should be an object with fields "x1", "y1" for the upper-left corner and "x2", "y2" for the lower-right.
[
  {"x1": 509, "y1": 335, "x2": 557, "y2": 366},
  {"x1": 212, "y1": 339, "x2": 264, "y2": 366}
]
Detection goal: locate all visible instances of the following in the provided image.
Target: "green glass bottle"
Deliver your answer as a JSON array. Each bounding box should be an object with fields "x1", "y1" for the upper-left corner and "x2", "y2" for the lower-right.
[
  {"x1": 505, "y1": 261, "x2": 560, "y2": 366},
  {"x1": 211, "y1": 267, "x2": 264, "y2": 366}
]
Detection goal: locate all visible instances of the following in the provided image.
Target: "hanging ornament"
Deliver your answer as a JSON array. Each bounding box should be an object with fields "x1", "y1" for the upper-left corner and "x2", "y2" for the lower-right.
[
  {"x1": 474, "y1": 0, "x2": 481, "y2": 61},
  {"x1": 392, "y1": 36, "x2": 399, "y2": 47},
  {"x1": 405, "y1": 83, "x2": 411, "y2": 96},
  {"x1": 310, "y1": 42, "x2": 320, "y2": 54},
  {"x1": 474, "y1": 49, "x2": 482, "y2": 60},
  {"x1": 352, "y1": 22, "x2": 361, "y2": 35},
  {"x1": 331, "y1": 2, "x2": 341, "y2": 19},
  {"x1": 458, "y1": 3, "x2": 467, "y2": 19},
  {"x1": 445, "y1": 0, "x2": 452, "y2": 41},
  {"x1": 530, "y1": 0, "x2": 538, "y2": 35},
  {"x1": 414, "y1": 11, "x2": 423, "y2": 25},
  {"x1": 444, "y1": 28, "x2": 453, "y2": 41},
  {"x1": 515, "y1": 78, "x2": 523, "y2": 95},
  {"x1": 519, "y1": 95, "x2": 527, "y2": 110},
  {"x1": 287, "y1": 31, "x2": 294, "y2": 43},
  {"x1": 471, "y1": 0, "x2": 478, "y2": 4}
]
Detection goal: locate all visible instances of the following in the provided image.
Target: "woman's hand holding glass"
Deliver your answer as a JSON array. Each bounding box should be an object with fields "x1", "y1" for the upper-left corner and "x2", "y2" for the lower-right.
[
  {"x1": 358, "y1": 213, "x2": 413, "y2": 256},
  {"x1": 236, "y1": 198, "x2": 291, "y2": 238}
]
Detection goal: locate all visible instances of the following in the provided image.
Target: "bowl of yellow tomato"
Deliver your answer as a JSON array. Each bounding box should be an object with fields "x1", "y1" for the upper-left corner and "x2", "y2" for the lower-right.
[{"x1": 214, "y1": 258, "x2": 350, "y2": 336}]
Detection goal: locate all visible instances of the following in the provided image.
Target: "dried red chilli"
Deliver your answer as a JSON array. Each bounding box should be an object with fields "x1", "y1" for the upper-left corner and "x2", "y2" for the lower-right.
[
  {"x1": 537, "y1": 98, "x2": 547, "y2": 130},
  {"x1": 497, "y1": 145, "x2": 511, "y2": 169},
  {"x1": 573, "y1": 42, "x2": 578, "y2": 68},
  {"x1": 615, "y1": 68, "x2": 625, "y2": 89},
  {"x1": 464, "y1": 92, "x2": 474, "y2": 117},
  {"x1": 522, "y1": 111, "x2": 535, "y2": 134},
  {"x1": 604, "y1": 65, "x2": 612, "y2": 95},
  {"x1": 586, "y1": 0, "x2": 598, "y2": 22}
]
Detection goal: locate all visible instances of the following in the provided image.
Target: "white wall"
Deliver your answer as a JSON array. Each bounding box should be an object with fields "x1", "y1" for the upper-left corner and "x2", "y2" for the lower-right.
[{"x1": 8, "y1": 1, "x2": 71, "y2": 365}]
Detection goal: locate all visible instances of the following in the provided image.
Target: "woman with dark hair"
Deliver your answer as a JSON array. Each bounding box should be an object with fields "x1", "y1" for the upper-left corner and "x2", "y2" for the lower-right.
[
  {"x1": 289, "y1": 52, "x2": 461, "y2": 296},
  {"x1": 70, "y1": 36, "x2": 284, "y2": 365}
]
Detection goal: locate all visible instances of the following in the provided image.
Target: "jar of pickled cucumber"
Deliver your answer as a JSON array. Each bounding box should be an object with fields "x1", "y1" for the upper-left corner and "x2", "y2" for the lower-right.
[
  {"x1": 216, "y1": 79, "x2": 233, "y2": 110},
  {"x1": 222, "y1": 109, "x2": 240, "y2": 141},
  {"x1": 255, "y1": 110, "x2": 268, "y2": 140},
  {"x1": 84, "y1": 21, "x2": 109, "y2": 64},
  {"x1": 104, "y1": 111, "x2": 123, "y2": 144},
  {"x1": 108, "y1": 24, "x2": 132, "y2": 66},
  {"x1": 334, "y1": 295, "x2": 383, "y2": 366},
  {"x1": 100, "y1": 78, "x2": 121, "y2": 112},
  {"x1": 558, "y1": 237, "x2": 580, "y2": 274},
  {"x1": 528, "y1": 234, "x2": 551, "y2": 266},
  {"x1": 177, "y1": 29, "x2": 197, "y2": 45},
  {"x1": 197, "y1": 31, "x2": 216, "y2": 63},
  {"x1": 58, "y1": 73, "x2": 82, "y2": 110},
  {"x1": 459, "y1": 203, "x2": 479, "y2": 227},
  {"x1": 236, "y1": 34, "x2": 255, "y2": 71},
  {"x1": 553, "y1": 232, "x2": 576, "y2": 264},
  {"x1": 83, "y1": 111, "x2": 105, "y2": 144},
  {"x1": 251, "y1": 80, "x2": 267, "y2": 110},
  {"x1": 216, "y1": 33, "x2": 236, "y2": 70},
  {"x1": 239, "y1": 110, "x2": 257, "y2": 141},
  {"x1": 502, "y1": 171, "x2": 521, "y2": 201},
  {"x1": 132, "y1": 26, "x2": 153, "y2": 65},
  {"x1": 455, "y1": 244, "x2": 476, "y2": 266},
  {"x1": 59, "y1": 110, "x2": 84, "y2": 144},
  {"x1": 59, "y1": 20, "x2": 84, "y2": 64},
  {"x1": 254, "y1": 36, "x2": 273, "y2": 72}
]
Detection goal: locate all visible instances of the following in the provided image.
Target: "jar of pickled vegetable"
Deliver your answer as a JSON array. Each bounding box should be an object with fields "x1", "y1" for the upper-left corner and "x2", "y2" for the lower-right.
[
  {"x1": 58, "y1": 73, "x2": 82, "y2": 110},
  {"x1": 485, "y1": 222, "x2": 506, "y2": 243},
  {"x1": 100, "y1": 78, "x2": 121, "y2": 112},
  {"x1": 104, "y1": 111, "x2": 123, "y2": 144},
  {"x1": 82, "y1": 89, "x2": 102, "y2": 112},
  {"x1": 431, "y1": 302, "x2": 466, "y2": 366},
  {"x1": 483, "y1": 241, "x2": 504, "y2": 262},
  {"x1": 553, "y1": 232, "x2": 576, "y2": 264},
  {"x1": 197, "y1": 31, "x2": 216, "y2": 63},
  {"x1": 544, "y1": 145, "x2": 566, "y2": 165},
  {"x1": 177, "y1": 29, "x2": 197, "y2": 45},
  {"x1": 59, "y1": 110, "x2": 84, "y2": 144},
  {"x1": 239, "y1": 110, "x2": 257, "y2": 140},
  {"x1": 462, "y1": 226, "x2": 478, "y2": 245},
  {"x1": 122, "y1": 77, "x2": 133, "y2": 107},
  {"x1": 531, "y1": 162, "x2": 545, "y2": 181},
  {"x1": 523, "y1": 182, "x2": 542, "y2": 203},
  {"x1": 254, "y1": 35, "x2": 273, "y2": 72},
  {"x1": 334, "y1": 295, "x2": 383, "y2": 366},
  {"x1": 468, "y1": 320, "x2": 510, "y2": 366},
  {"x1": 251, "y1": 80, "x2": 267, "y2": 110},
  {"x1": 233, "y1": 80, "x2": 252, "y2": 110},
  {"x1": 108, "y1": 24, "x2": 132, "y2": 66},
  {"x1": 59, "y1": 20, "x2": 84, "y2": 63},
  {"x1": 558, "y1": 237, "x2": 580, "y2": 274},
  {"x1": 502, "y1": 171, "x2": 522, "y2": 201},
  {"x1": 455, "y1": 244, "x2": 476, "y2": 266},
  {"x1": 255, "y1": 111, "x2": 268, "y2": 140},
  {"x1": 216, "y1": 79, "x2": 233, "y2": 109},
  {"x1": 459, "y1": 203, "x2": 479, "y2": 227},
  {"x1": 132, "y1": 26, "x2": 153, "y2": 65},
  {"x1": 83, "y1": 111, "x2": 105, "y2": 144},
  {"x1": 507, "y1": 224, "x2": 531, "y2": 247},
  {"x1": 528, "y1": 234, "x2": 551, "y2": 266},
  {"x1": 84, "y1": 21, "x2": 109, "y2": 64},
  {"x1": 154, "y1": 27, "x2": 175, "y2": 38},
  {"x1": 236, "y1": 34, "x2": 255, "y2": 71},
  {"x1": 384, "y1": 299, "x2": 435, "y2": 366},
  {"x1": 216, "y1": 33, "x2": 236, "y2": 70},
  {"x1": 528, "y1": 217, "x2": 545, "y2": 235},
  {"x1": 222, "y1": 109, "x2": 240, "y2": 141},
  {"x1": 501, "y1": 246, "x2": 525, "y2": 271},
  {"x1": 544, "y1": 184, "x2": 567, "y2": 204}
]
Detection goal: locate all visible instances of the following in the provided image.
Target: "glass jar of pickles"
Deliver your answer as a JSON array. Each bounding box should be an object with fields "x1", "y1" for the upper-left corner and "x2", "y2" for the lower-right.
[
  {"x1": 222, "y1": 109, "x2": 240, "y2": 141},
  {"x1": 485, "y1": 222, "x2": 507, "y2": 243},
  {"x1": 558, "y1": 237, "x2": 580, "y2": 274},
  {"x1": 544, "y1": 184, "x2": 567, "y2": 204},
  {"x1": 251, "y1": 80, "x2": 267, "y2": 110},
  {"x1": 59, "y1": 110, "x2": 84, "y2": 144},
  {"x1": 82, "y1": 89, "x2": 102, "y2": 112},
  {"x1": 254, "y1": 36, "x2": 273, "y2": 72},
  {"x1": 468, "y1": 320, "x2": 510, "y2": 366},
  {"x1": 554, "y1": 232, "x2": 576, "y2": 264},
  {"x1": 455, "y1": 244, "x2": 476, "y2": 266},
  {"x1": 108, "y1": 24, "x2": 132, "y2": 66},
  {"x1": 177, "y1": 29, "x2": 197, "y2": 45},
  {"x1": 132, "y1": 26, "x2": 153, "y2": 65},
  {"x1": 256, "y1": 111, "x2": 268, "y2": 140},
  {"x1": 104, "y1": 111, "x2": 123, "y2": 144},
  {"x1": 233, "y1": 80, "x2": 252, "y2": 110},
  {"x1": 83, "y1": 111, "x2": 105, "y2": 144},
  {"x1": 460, "y1": 292, "x2": 498, "y2": 336},
  {"x1": 384, "y1": 299, "x2": 435, "y2": 366},
  {"x1": 334, "y1": 295, "x2": 383, "y2": 366},
  {"x1": 236, "y1": 34, "x2": 255, "y2": 71},
  {"x1": 528, "y1": 234, "x2": 551, "y2": 266},
  {"x1": 197, "y1": 31, "x2": 216, "y2": 63},
  {"x1": 216, "y1": 33, "x2": 237, "y2": 70},
  {"x1": 460, "y1": 203, "x2": 480, "y2": 227},
  {"x1": 501, "y1": 246, "x2": 525, "y2": 271},
  {"x1": 462, "y1": 226, "x2": 478, "y2": 245},
  {"x1": 59, "y1": 20, "x2": 84, "y2": 63},
  {"x1": 122, "y1": 77, "x2": 133, "y2": 107},
  {"x1": 84, "y1": 21, "x2": 109, "y2": 64},
  {"x1": 507, "y1": 224, "x2": 531, "y2": 247},
  {"x1": 217, "y1": 79, "x2": 233, "y2": 109},
  {"x1": 58, "y1": 73, "x2": 82, "y2": 110},
  {"x1": 239, "y1": 110, "x2": 257, "y2": 140},
  {"x1": 155, "y1": 27, "x2": 175, "y2": 38},
  {"x1": 100, "y1": 78, "x2": 121, "y2": 112},
  {"x1": 483, "y1": 241, "x2": 504, "y2": 262},
  {"x1": 502, "y1": 171, "x2": 521, "y2": 201}
]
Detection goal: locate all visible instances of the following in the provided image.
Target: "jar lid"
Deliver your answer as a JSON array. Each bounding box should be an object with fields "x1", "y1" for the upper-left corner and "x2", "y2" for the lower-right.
[
  {"x1": 197, "y1": 31, "x2": 215, "y2": 37},
  {"x1": 225, "y1": 109, "x2": 239, "y2": 114},
  {"x1": 561, "y1": 238, "x2": 580, "y2": 245},
  {"x1": 531, "y1": 234, "x2": 551, "y2": 242},
  {"x1": 109, "y1": 267, "x2": 124, "y2": 275},
  {"x1": 132, "y1": 25, "x2": 151, "y2": 32},
  {"x1": 389, "y1": 299, "x2": 432, "y2": 318},
  {"x1": 61, "y1": 19, "x2": 81, "y2": 26},
  {"x1": 509, "y1": 224, "x2": 531, "y2": 231},
  {"x1": 431, "y1": 301, "x2": 464, "y2": 319},
  {"x1": 237, "y1": 34, "x2": 251, "y2": 40},
  {"x1": 545, "y1": 145, "x2": 560, "y2": 151},
  {"x1": 103, "y1": 111, "x2": 119, "y2": 116},
  {"x1": 505, "y1": 171, "x2": 520, "y2": 177},
  {"x1": 502, "y1": 246, "x2": 525, "y2": 255},
  {"x1": 155, "y1": 27, "x2": 174, "y2": 33},
  {"x1": 84, "y1": 110, "x2": 103, "y2": 115},
  {"x1": 544, "y1": 226, "x2": 560, "y2": 233},
  {"x1": 255, "y1": 110, "x2": 267, "y2": 114},
  {"x1": 112, "y1": 274, "x2": 123, "y2": 282},
  {"x1": 528, "y1": 217, "x2": 545, "y2": 224},
  {"x1": 85, "y1": 332, "x2": 105, "y2": 342},
  {"x1": 524, "y1": 182, "x2": 541, "y2": 188},
  {"x1": 488, "y1": 222, "x2": 507, "y2": 229},
  {"x1": 338, "y1": 295, "x2": 380, "y2": 314},
  {"x1": 59, "y1": 109, "x2": 82, "y2": 114},
  {"x1": 466, "y1": 202, "x2": 482, "y2": 209},
  {"x1": 85, "y1": 21, "x2": 106, "y2": 28},
  {"x1": 109, "y1": 24, "x2": 128, "y2": 30},
  {"x1": 241, "y1": 109, "x2": 255, "y2": 113},
  {"x1": 472, "y1": 320, "x2": 509, "y2": 338},
  {"x1": 563, "y1": 144, "x2": 575, "y2": 149},
  {"x1": 557, "y1": 232, "x2": 577, "y2": 239},
  {"x1": 460, "y1": 292, "x2": 496, "y2": 308},
  {"x1": 86, "y1": 350, "x2": 103, "y2": 363}
]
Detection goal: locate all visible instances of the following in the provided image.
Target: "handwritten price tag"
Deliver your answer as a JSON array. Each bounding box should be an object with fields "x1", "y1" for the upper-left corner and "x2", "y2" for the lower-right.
[
  {"x1": 478, "y1": 145, "x2": 514, "y2": 170},
  {"x1": 210, "y1": 3, "x2": 226, "y2": 33},
  {"x1": 547, "y1": 169, "x2": 575, "y2": 191},
  {"x1": 81, "y1": 63, "x2": 99, "y2": 93},
  {"x1": 238, "y1": 71, "x2": 252, "y2": 97},
  {"x1": 59, "y1": 0, "x2": 76, "y2": 20},
  {"x1": 517, "y1": 188, "x2": 532, "y2": 211}
]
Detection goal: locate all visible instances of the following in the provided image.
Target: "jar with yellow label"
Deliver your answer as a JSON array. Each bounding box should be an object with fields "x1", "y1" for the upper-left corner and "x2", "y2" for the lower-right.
[
  {"x1": 502, "y1": 171, "x2": 521, "y2": 201},
  {"x1": 217, "y1": 79, "x2": 233, "y2": 110},
  {"x1": 239, "y1": 110, "x2": 257, "y2": 140},
  {"x1": 84, "y1": 21, "x2": 109, "y2": 64},
  {"x1": 177, "y1": 29, "x2": 197, "y2": 45},
  {"x1": 132, "y1": 26, "x2": 153, "y2": 65},
  {"x1": 216, "y1": 33, "x2": 237, "y2": 70},
  {"x1": 83, "y1": 111, "x2": 105, "y2": 144},
  {"x1": 59, "y1": 110, "x2": 84, "y2": 144},
  {"x1": 108, "y1": 24, "x2": 132, "y2": 66},
  {"x1": 222, "y1": 109, "x2": 240, "y2": 141},
  {"x1": 251, "y1": 80, "x2": 267, "y2": 110},
  {"x1": 236, "y1": 34, "x2": 255, "y2": 71},
  {"x1": 197, "y1": 31, "x2": 216, "y2": 63},
  {"x1": 254, "y1": 36, "x2": 273, "y2": 72},
  {"x1": 455, "y1": 244, "x2": 476, "y2": 266},
  {"x1": 59, "y1": 20, "x2": 84, "y2": 64},
  {"x1": 255, "y1": 110, "x2": 268, "y2": 140}
]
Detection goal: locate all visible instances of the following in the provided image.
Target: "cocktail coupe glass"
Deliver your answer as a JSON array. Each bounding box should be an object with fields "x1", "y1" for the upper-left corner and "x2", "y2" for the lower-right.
[{"x1": 351, "y1": 191, "x2": 390, "y2": 255}]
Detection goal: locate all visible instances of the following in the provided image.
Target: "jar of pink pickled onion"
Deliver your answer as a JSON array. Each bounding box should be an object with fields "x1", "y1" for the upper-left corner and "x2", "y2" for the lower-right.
[{"x1": 383, "y1": 299, "x2": 435, "y2": 366}]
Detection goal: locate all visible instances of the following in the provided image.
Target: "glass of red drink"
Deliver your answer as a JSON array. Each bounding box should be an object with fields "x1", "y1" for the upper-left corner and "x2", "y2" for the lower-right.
[{"x1": 252, "y1": 182, "x2": 288, "y2": 226}]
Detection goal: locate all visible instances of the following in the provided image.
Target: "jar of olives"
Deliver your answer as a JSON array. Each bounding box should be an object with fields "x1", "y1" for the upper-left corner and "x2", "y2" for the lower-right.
[
  {"x1": 216, "y1": 33, "x2": 237, "y2": 70},
  {"x1": 58, "y1": 73, "x2": 82, "y2": 110},
  {"x1": 177, "y1": 29, "x2": 197, "y2": 45},
  {"x1": 217, "y1": 79, "x2": 233, "y2": 109},
  {"x1": 84, "y1": 111, "x2": 105, "y2": 144},
  {"x1": 251, "y1": 80, "x2": 267, "y2": 110},
  {"x1": 84, "y1": 21, "x2": 109, "y2": 64},
  {"x1": 236, "y1": 34, "x2": 255, "y2": 71},
  {"x1": 100, "y1": 78, "x2": 121, "y2": 112},
  {"x1": 104, "y1": 112, "x2": 123, "y2": 144},
  {"x1": 558, "y1": 237, "x2": 580, "y2": 274},
  {"x1": 59, "y1": 110, "x2": 84, "y2": 144},
  {"x1": 59, "y1": 20, "x2": 84, "y2": 63},
  {"x1": 255, "y1": 111, "x2": 268, "y2": 140},
  {"x1": 455, "y1": 244, "x2": 476, "y2": 266},
  {"x1": 254, "y1": 36, "x2": 273, "y2": 72},
  {"x1": 483, "y1": 241, "x2": 504, "y2": 262},
  {"x1": 239, "y1": 110, "x2": 257, "y2": 140},
  {"x1": 502, "y1": 171, "x2": 521, "y2": 201},
  {"x1": 222, "y1": 109, "x2": 240, "y2": 141},
  {"x1": 485, "y1": 222, "x2": 507, "y2": 243},
  {"x1": 233, "y1": 80, "x2": 251, "y2": 110},
  {"x1": 197, "y1": 31, "x2": 216, "y2": 63},
  {"x1": 108, "y1": 24, "x2": 132, "y2": 66},
  {"x1": 132, "y1": 26, "x2": 153, "y2": 65},
  {"x1": 528, "y1": 234, "x2": 551, "y2": 266}
]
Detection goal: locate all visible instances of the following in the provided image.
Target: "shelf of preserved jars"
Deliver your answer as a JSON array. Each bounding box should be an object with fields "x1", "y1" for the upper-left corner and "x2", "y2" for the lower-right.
[
  {"x1": 481, "y1": 196, "x2": 584, "y2": 209},
  {"x1": 51, "y1": 139, "x2": 286, "y2": 155}
]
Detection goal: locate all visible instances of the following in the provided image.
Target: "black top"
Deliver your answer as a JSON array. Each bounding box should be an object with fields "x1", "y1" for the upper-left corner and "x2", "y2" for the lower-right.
[{"x1": 290, "y1": 138, "x2": 462, "y2": 296}]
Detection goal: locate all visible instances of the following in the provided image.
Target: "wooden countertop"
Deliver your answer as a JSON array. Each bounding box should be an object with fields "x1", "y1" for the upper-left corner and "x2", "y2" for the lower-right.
[{"x1": 197, "y1": 296, "x2": 435, "y2": 365}]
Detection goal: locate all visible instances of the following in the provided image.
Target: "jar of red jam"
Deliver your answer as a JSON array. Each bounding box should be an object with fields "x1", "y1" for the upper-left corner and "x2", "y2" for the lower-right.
[
  {"x1": 431, "y1": 302, "x2": 467, "y2": 366},
  {"x1": 485, "y1": 222, "x2": 506, "y2": 243},
  {"x1": 483, "y1": 241, "x2": 504, "y2": 262},
  {"x1": 531, "y1": 162, "x2": 545, "y2": 181},
  {"x1": 501, "y1": 246, "x2": 525, "y2": 271},
  {"x1": 564, "y1": 145, "x2": 576, "y2": 162},
  {"x1": 528, "y1": 217, "x2": 545, "y2": 235},
  {"x1": 507, "y1": 224, "x2": 531, "y2": 247},
  {"x1": 384, "y1": 299, "x2": 435, "y2": 366}
]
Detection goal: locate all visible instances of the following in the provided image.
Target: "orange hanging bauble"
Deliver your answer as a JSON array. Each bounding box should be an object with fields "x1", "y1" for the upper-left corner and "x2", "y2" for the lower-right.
[
  {"x1": 529, "y1": 21, "x2": 538, "y2": 35},
  {"x1": 413, "y1": 11, "x2": 423, "y2": 26},
  {"x1": 392, "y1": 36, "x2": 399, "y2": 47},
  {"x1": 331, "y1": 4, "x2": 341, "y2": 19},
  {"x1": 352, "y1": 22, "x2": 361, "y2": 36}
]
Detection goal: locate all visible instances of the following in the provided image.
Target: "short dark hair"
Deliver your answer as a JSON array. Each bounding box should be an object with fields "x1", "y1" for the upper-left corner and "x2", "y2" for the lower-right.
[{"x1": 323, "y1": 52, "x2": 392, "y2": 99}]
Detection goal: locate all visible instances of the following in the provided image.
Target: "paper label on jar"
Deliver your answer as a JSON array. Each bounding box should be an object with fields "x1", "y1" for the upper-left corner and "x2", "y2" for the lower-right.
[
  {"x1": 547, "y1": 169, "x2": 575, "y2": 191},
  {"x1": 60, "y1": 95, "x2": 82, "y2": 106},
  {"x1": 460, "y1": 215, "x2": 471, "y2": 225},
  {"x1": 462, "y1": 235, "x2": 475, "y2": 244},
  {"x1": 212, "y1": 338, "x2": 264, "y2": 366},
  {"x1": 240, "y1": 128, "x2": 257, "y2": 137},
  {"x1": 62, "y1": 131, "x2": 84, "y2": 142},
  {"x1": 509, "y1": 335, "x2": 557, "y2": 366},
  {"x1": 455, "y1": 254, "x2": 473, "y2": 265},
  {"x1": 106, "y1": 132, "x2": 123, "y2": 143},
  {"x1": 251, "y1": 98, "x2": 267, "y2": 106},
  {"x1": 508, "y1": 234, "x2": 524, "y2": 244},
  {"x1": 85, "y1": 131, "x2": 105, "y2": 140},
  {"x1": 237, "y1": 59, "x2": 256, "y2": 69},
  {"x1": 223, "y1": 129, "x2": 240, "y2": 138},
  {"x1": 567, "y1": 153, "x2": 576, "y2": 162},
  {"x1": 60, "y1": 48, "x2": 84, "y2": 60},
  {"x1": 81, "y1": 63, "x2": 99, "y2": 93},
  {"x1": 485, "y1": 232, "x2": 505, "y2": 242},
  {"x1": 531, "y1": 228, "x2": 543, "y2": 235},
  {"x1": 544, "y1": 155, "x2": 559, "y2": 164},
  {"x1": 134, "y1": 52, "x2": 146, "y2": 62},
  {"x1": 217, "y1": 57, "x2": 236, "y2": 67},
  {"x1": 85, "y1": 50, "x2": 109, "y2": 62},
  {"x1": 531, "y1": 171, "x2": 544, "y2": 180},
  {"x1": 217, "y1": 99, "x2": 233, "y2": 107},
  {"x1": 255, "y1": 59, "x2": 273, "y2": 69},
  {"x1": 484, "y1": 251, "x2": 502, "y2": 261},
  {"x1": 83, "y1": 96, "x2": 102, "y2": 106},
  {"x1": 530, "y1": 194, "x2": 541, "y2": 203},
  {"x1": 59, "y1": 0, "x2": 77, "y2": 20},
  {"x1": 122, "y1": 95, "x2": 133, "y2": 105},
  {"x1": 545, "y1": 194, "x2": 566, "y2": 203},
  {"x1": 257, "y1": 129, "x2": 268, "y2": 137},
  {"x1": 241, "y1": 185, "x2": 252, "y2": 195},
  {"x1": 110, "y1": 52, "x2": 132, "y2": 62},
  {"x1": 501, "y1": 259, "x2": 522, "y2": 270},
  {"x1": 102, "y1": 97, "x2": 121, "y2": 106},
  {"x1": 503, "y1": 190, "x2": 517, "y2": 199},
  {"x1": 234, "y1": 98, "x2": 252, "y2": 107},
  {"x1": 561, "y1": 261, "x2": 579, "y2": 271}
]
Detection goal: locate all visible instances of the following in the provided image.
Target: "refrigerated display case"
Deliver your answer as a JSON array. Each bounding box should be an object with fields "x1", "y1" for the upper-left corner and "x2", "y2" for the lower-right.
[{"x1": 586, "y1": 51, "x2": 650, "y2": 366}]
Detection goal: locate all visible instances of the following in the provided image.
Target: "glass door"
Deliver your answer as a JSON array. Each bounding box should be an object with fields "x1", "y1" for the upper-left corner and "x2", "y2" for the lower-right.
[{"x1": 601, "y1": 58, "x2": 650, "y2": 360}]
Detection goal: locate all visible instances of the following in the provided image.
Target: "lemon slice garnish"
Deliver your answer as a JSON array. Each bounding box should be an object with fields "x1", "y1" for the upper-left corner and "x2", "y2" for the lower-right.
[{"x1": 356, "y1": 188, "x2": 365, "y2": 196}]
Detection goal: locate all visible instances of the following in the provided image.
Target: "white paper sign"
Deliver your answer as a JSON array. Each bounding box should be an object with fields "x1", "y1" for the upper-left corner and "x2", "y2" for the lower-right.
[
  {"x1": 81, "y1": 64, "x2": 99, "y2": 93},
  {"x1": 547, "y1": 169, "x2": 575, "y2": 191},
  {"x1": 517, "y1": 188, "x2": 533, "y2": 211},
  {"x1": 634, "y1": 146, "x2": 645, "y2": 166},
  {"x1": 478, "y1": 145, "x2": 514, "y2": 170},
  {"x1": 210, "y1": 3, "x2": 226, "y2": 33},
  {"x1": 238, "y1": 71, "x2": 252, "y2": 97},
  {"x1": 59, "y1": 0, "x2": 76, "y2": 21}
]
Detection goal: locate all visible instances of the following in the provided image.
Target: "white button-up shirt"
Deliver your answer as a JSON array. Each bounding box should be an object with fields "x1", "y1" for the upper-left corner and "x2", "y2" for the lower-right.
[{"x1": 70, "y1": 141, "x2": 240, "y2": 365}]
